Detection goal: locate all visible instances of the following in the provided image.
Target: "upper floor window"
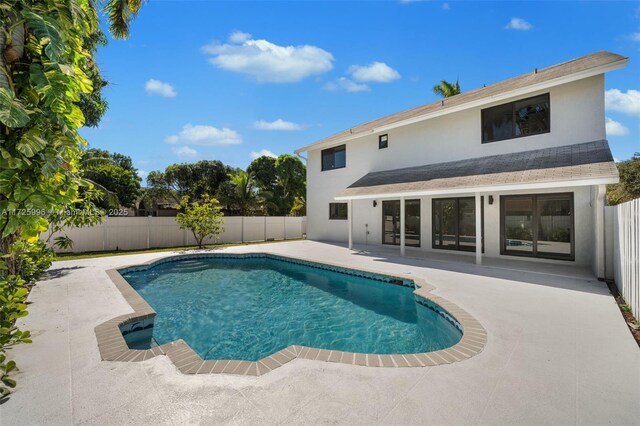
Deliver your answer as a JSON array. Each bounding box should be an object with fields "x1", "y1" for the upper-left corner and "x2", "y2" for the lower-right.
[
  {"x1": 481, "y1": 93, "x2": 550, "y2": 143},
  {"x1": 321, "y1": 144, "x2": 346, "y2": 171},
  {"x1": 379, "y1": 134, "x2": 388, "y2": 149}
]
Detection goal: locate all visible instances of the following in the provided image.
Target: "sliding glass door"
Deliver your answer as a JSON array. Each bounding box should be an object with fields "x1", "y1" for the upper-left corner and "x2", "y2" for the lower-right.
[
  {"x1": 432, "y1": 197, "x2": 483, "y2": 252},
  {"x1": 501, "y1": 193, "x2": 574, "y2": 260},
  {"x1": 382, "y1": 200, "x2": 420, "y2": 247}
]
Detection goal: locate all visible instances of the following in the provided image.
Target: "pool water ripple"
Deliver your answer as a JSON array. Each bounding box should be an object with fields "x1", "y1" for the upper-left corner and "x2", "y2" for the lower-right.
[{"x1": 121, "y1": 256, "x2": 462, "y2": 361}]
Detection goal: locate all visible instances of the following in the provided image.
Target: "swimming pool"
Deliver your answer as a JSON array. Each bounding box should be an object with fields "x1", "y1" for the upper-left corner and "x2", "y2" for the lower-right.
[{"x1": 119, "y1": 254, "x2": 462, "y2": 362}]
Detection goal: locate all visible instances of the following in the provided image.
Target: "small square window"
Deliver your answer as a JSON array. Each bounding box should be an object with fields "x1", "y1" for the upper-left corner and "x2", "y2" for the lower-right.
[
  {"x1": 329, "y1": 203, "x2": 348, "y2": 220},
  {"x1": 379, "y1": 134, "x2": 388, "y2": 149}
]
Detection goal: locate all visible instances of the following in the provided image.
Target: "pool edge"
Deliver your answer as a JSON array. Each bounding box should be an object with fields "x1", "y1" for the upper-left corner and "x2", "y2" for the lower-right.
[{"x1": 95, "y1": 252, "x2": 487, "y2": 375}]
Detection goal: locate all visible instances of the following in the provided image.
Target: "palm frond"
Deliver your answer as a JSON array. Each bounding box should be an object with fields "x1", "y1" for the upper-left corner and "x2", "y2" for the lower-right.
[{"x1": 102, "y1": 0, "x2": 144, "y2": 39}]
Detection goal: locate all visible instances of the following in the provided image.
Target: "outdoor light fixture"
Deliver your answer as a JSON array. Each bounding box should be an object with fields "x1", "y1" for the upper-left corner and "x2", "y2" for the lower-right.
[
  {"x1": 373, "y1": 200, "x2": 378, "y2": 207},
  {"x1": 488, "y1": 195, "x2": 494, "y2": 205}
]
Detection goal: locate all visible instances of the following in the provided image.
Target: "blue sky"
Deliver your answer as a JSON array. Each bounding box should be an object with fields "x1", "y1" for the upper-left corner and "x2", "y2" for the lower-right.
[{"x1": 81, "y1": 1, "x2": 640, "y2": 182}]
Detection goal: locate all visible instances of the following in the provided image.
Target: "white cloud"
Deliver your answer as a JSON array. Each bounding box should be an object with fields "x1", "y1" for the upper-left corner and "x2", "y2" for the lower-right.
[
  {"x1": 505, "y1": 17, "x2": 533, "y2": 31},
  {"x1": 165, "y1": 124, "x2": 242, "y2": 146},
  {"x1": 254, "y1": 119, "x2": 302, "y2": 131},
  {"x1": 137, "y1": 170, "x2": 149, "y2": 180},
  {"x1": 144, "y1": 79, "x2": 177, "y2": 97},
  {"x1": 348, "y1": 62, "x2": 401, "y2": 83},
  {"x1": 323, "y1": 77, "x2": 370, "y2": 93},
  {"x1": 173, "y1": 146, "x2": 198, "y2": 158},
  {"x1": 229, "y1": 31, "x2": 251, "y2": 43},
  {"x1": 250, "y1": 149, "x2": 277, "y2": 160},
  {"x1": 202, "y1": 35, "x2": 334, "y2": 83},
  {"x1": 605, "y1": 117, "x2": 630, "y2": 136},
  {"x1": 605, "y1": 89, "x2": 640, "y2": 116},
  {"x1": 629, "y1": 32, "x2": 640, "y2": 42}
]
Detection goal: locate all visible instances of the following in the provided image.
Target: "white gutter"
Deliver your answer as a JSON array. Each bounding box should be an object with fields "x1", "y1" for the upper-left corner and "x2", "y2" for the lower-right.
[
  {"x1": 333, "y1": 175, "x2": 620, "y2": 201},
  {"x1": 295, "y1": 58, "x2": 628, "y2": 154}
]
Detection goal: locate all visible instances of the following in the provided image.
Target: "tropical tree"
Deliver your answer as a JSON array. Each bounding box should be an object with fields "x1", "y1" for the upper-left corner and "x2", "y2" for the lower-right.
[
  {"x1": 290, "y1": 196, "x2": 306, "y2": 216},
  {"x1": 275, "y1": 154, "x2": 306, "y2": 213},
  {"x1": 0, "y1": 0, "x2": 143, "y2": 396},
  {"x1": 147, "y1": 160, "x2": 232, "y2": 203},
  {"x1": 176, "y1": 196, "x2": 224, "y2": 248},
  {"x1": 217, "y1": 170, "x2": 261, "y2": 215},
  {"x1": 433, "y1": 79, "x2": 461, "y2": 98},
  {"x1": 81, "y1": 149, "x2": 141, "y2": 209},
  {"x1": 608, "y1": 153, "x2": 640, "y2": 205},
  {"x1": 248, "y1": 155, "x2": 278, "y2": 190},
  {"x1": 247, "y1": 154, "x2": 306, "y2": 215}
]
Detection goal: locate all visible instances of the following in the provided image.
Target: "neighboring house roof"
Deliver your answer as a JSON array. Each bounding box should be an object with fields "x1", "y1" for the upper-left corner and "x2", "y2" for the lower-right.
[
  {"x1": 297, "y1": 51, "x2": 627, "y2": 154},
  {"x1": 335, "y1": 140, "x2": 619, "y2": 200}
]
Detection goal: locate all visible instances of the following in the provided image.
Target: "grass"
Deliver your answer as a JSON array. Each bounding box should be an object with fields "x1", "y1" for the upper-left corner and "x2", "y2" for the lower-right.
[{"x1": 53, "y1": 239, "x2": 301, "y2": 261}]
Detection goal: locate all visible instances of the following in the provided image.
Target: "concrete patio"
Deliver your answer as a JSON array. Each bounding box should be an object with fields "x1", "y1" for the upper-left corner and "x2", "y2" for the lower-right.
[{"x1": 2, "y1": 240, "x2": 639, "y2": 425}]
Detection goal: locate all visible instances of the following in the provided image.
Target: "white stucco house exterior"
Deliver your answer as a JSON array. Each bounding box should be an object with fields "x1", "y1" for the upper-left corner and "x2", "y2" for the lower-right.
[{"x1": 295, "y1": 51, "x2": 627, "y2": 278}]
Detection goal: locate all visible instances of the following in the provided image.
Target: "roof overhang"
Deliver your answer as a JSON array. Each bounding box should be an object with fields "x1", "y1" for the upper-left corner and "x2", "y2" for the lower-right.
[
  {"x1": 334, "y1": 176, "x2": 619, "y2": 201},
  {"x1": 333, "y1": 140, "x2": 619, "y2": 201},
  {"x1": 296, "y1": 56, "x2": 628, "y2": 154}
]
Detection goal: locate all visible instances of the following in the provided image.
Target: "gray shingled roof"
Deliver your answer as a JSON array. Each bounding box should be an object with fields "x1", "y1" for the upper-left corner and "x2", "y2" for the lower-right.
[
  {"x1": 299, "y1": 51, "x2": 627, "y2": 152},
  {"x1": 337, "y1": 141, "x2": 618, "y2": 198}
]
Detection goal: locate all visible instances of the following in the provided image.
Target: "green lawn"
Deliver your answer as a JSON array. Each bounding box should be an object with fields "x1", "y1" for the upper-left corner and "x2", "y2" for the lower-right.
[{"x1": 54, "y1": 239, "x2": 300, "y2": 261}]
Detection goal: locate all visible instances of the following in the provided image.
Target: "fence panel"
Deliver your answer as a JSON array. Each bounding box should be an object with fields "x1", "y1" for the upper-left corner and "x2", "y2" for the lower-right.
[
  {"x1": 609, "y1": 198, "x2": 640, "y2": 319},
  {"x1": 42, "y1": 216, "x2": 306, "y2": 253}
]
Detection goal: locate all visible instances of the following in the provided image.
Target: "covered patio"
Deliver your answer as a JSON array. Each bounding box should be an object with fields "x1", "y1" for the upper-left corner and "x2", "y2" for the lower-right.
[{"x1": 335, "y1": 140, "x2": 618, "y2": 277}]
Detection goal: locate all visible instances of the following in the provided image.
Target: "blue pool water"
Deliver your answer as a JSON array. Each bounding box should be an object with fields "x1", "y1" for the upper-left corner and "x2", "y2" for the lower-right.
[{"x1": 121, "y1": 255, "x2": 462, "y2": 361}]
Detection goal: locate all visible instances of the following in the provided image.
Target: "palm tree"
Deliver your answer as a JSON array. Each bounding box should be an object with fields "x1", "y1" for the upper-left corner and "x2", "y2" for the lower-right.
[
  {"x1": 433, "y1": 79, "x2": 461, "y2": 98},
  {"x1": 228, "y1": 170, "x2": 260, "y2": 216}
]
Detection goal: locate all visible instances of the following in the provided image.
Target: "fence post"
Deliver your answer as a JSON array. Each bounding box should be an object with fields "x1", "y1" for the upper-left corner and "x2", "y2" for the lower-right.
[
  {"x1": 102, "y1": 219, "x2": 106, "y2": 251},
  {"x1": 264, "y1": 216, "x2": 267, "y2": 242},
  {"x1": 283, "y1": 216, "x2": 287, "y2": 240},
  {"x1": 241, "y1": 216, "x2": 244, "y2": 243},
  {"x1": 147, "y1": 216, "x2": 151, "y2": 249}
]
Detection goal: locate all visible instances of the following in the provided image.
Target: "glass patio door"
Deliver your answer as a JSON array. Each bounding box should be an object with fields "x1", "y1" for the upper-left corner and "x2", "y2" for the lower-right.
[
  {"x1": 382, "y1": 200, "x2": 420, "y2": 247},
  {"x1": 432, "y1": 197, "x2": 483, "y2": 252}
]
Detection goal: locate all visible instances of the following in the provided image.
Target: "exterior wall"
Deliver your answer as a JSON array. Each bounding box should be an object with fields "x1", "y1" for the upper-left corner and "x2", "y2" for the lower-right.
[
  {"x1": 343, "y1": 186, "x2": 594, "y2": 266},
  {"x1": 306, "y1": 76, "x2": 606, "y2": 264}
]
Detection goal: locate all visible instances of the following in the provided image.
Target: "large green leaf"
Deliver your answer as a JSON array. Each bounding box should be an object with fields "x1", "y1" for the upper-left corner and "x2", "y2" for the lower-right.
[
  {"x1": 42, "y1": 154, "x2": 63, "y2": 178},
  {"x1": 64, "y1": 104, "x2": 85, "y2": 128},
  {"x1": 18, "y1": 130, "x2": 48, "y2": 158},
  {"x1": 0, "y1": 169, "x2": 17, "y2": 194},
  {"x1": 0, "y1": 88, "x2": 31, "y2": 128},
  {"x1": 22, "y1": 11, "x2": 65, "y2": 61}
]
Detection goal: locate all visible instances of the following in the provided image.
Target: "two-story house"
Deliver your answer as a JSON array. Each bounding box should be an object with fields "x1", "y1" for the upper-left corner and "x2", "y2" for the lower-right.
[{"x1": 295, "y1": 51, "x2": 626, "y2": 278}]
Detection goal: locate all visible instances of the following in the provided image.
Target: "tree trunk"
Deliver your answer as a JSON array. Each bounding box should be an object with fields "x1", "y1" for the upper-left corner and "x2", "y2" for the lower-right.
[
  {"x1": 0, "y1": 234, "x2": 18, "y2": 276},
  {"x1": 0, "y1": 12, "x2": 25, "y2": 90}
]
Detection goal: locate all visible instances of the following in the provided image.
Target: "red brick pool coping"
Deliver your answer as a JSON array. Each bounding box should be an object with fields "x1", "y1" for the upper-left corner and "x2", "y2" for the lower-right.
[{"x1": 95, "y1": 253, "x2": 487, "y2": 375}]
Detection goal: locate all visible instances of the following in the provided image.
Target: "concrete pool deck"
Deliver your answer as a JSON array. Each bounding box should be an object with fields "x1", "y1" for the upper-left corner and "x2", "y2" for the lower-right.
[{"x1": 2, "y1": 240, "x2": 639, "y2": 425}]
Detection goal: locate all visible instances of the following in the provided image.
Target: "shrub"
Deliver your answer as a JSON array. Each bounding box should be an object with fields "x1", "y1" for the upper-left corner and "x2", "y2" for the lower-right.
[
  {"x1": 0, "y1": 273, "x2": 32, "y2": 397},
  {"x1": 176, "y1": 196, "x2": 224, "y2": 248}
]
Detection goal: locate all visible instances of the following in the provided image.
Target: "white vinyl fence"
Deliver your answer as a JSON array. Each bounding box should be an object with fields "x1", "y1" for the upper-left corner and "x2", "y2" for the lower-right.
[
  {"x1": 41, "y1": 216, "x2": 306, "y2": 253},
  {"x1": 605, "y1": 198, "x2": 640, "y2": 319}
]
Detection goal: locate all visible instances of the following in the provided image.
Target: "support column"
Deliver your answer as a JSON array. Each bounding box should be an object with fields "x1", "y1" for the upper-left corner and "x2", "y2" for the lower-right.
[
  {"x1": 595, "y1": 184, "x2": 606, "y2": 279},
  {"x1": 400, "y1": 197, "x2": 406, "y2": 256},
  {"x1": 348, "y1": 199, "x2": 353, "y2": 250},
  {"x1": 475, "y1": 193, "x2": 482, "y2": 265}
]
